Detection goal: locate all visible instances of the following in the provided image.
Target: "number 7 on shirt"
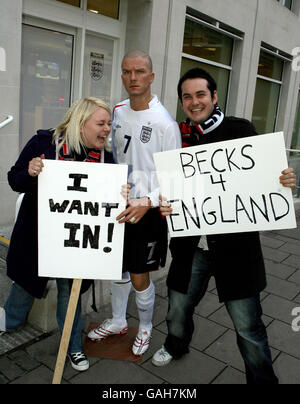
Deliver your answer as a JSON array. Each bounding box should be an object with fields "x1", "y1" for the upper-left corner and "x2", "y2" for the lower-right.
[{"x1": 124, "y1": 135, "x2": 131, "y2": 153}]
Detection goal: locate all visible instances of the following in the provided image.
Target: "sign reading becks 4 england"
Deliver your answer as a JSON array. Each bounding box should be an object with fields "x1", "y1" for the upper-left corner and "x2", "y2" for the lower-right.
[
  {"x1": 38, "y1": 160, "x2": 128, "y2": 280},
  {"x1": 154, "y1": 132, "x2": 296, "y2": 238}
]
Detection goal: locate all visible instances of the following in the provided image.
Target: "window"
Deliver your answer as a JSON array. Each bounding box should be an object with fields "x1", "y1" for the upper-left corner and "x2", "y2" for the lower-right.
[
  {"x1": 87, "y1": 0, "x2": 119, "y2": 19},
  {"x1": 277, "y1": 0, "x2": 293, "y2": 10},
  {"x1": 55, "y1": 0, "x2": 120, "y2": 19},
  {"x1": 252, "y1": 50, "x2": 284, "y2": 134},
  {"x1": 56, "y1": 0, "x2": 80, "y2": 7},
  {"x1": 288, "y1": 89, "x2": 300, "y2": 197},
  {"x1": 183, "y1": 18, "x2": 233, "y2": 66},
  {"x1": 177, "y1": 16, "x2": 235, "y2": 122},
  {"x1": 291, "y1": 90, "x2": 300, "y2": 150}
]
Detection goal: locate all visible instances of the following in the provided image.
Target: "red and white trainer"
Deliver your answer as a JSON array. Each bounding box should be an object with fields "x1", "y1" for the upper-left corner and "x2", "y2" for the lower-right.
[
  {"x1": 88, "y1": 319, "x2": 128, "y2": 341},
  {"x1": 132, "y1": 328, "x2": 152, "y2": 356}
]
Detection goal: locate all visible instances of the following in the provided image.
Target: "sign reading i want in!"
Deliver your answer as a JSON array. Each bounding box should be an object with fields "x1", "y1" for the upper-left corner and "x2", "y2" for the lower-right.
[
  {"x1": 38, "y1": 160, "x2": 128, "y2": 280},
  {"x1": 154, "y1": 132, "x2": 297, "y2": 238}
]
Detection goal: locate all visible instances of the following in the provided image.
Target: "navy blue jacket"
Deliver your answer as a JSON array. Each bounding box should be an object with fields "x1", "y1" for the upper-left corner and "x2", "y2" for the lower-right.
[{"x1": 6, "y1": 130, "x2": 114, "y2": 298}]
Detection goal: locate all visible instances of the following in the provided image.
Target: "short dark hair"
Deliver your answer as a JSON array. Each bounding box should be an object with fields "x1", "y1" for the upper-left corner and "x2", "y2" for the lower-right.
[
  {"x1": 177, "y1": 68, "x2": 217, "y2": 102},
  {"x1": 122, "y1": 50, "x2": 153, "y2": 72}
]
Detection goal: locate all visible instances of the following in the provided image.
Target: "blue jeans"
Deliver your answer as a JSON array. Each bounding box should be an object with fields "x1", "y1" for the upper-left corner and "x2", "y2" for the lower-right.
[
  {"x1": 4, "y1": 279, "x2": 83, "y2": 353},
  {"x1": 164, "y1": 248, "x2": 278, "y2": 385}
]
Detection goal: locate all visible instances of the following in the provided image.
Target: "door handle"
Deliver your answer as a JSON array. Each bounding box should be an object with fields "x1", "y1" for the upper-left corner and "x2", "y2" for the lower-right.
[{"x1": 0, "y1": 115, "x2": 13, "y2": 129}]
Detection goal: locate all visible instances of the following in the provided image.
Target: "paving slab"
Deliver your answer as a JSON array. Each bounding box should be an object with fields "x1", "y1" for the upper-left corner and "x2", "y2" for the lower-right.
[
  {"x1": 264, "y1": 259, "x2": 296, "y2": 280},
  {"x1": 10, "y1": 364, "x2": 57, "y2": 384},
  {"x1": 142, "y1": 347, "x2": 226, "y2": 384},
  {"x1": 211, "y1": 366, "x2": 245, "y2": 385},
  {"x1": 70, "y1": 358, "x2": 163, "y2": 384},
  {"x1": 267, "y1": 320, "x2": 300, "y2": 358},
  {"x1": 194, "y1": 291, "x2": 224, "y2": 318},
  {"x1": 275, "y1": 235, "x2": 300, "y2": 246},
  {"x1": 204, "y1": 329, "x2": 245, "y2": 371},
  {"x1": 156, "y1": 315, "x2": 227, "y2": 352},
  {"x1": 275, "y1": 228, "x2": 300, "y2": 241},
  {"x1": 260, "y1": 235, "x2": 285, "y2": 249},
  {"x1": 273, "y1": 353, "x2": 300, "y2": 384},
  {"x1": 261, "y1": 294, "x2": 299, "y2": 325},
  {"x1": 261, "y1": 246, "x2": 289, "y2": 263},
  {"x1": 0, "y1": 325, "x2": 44, "y2": 356},
  {"x1": 265, "y1": 274, "x2": 300, "y2": 300},
  {"x1": 288, "y1": 269, "x2": 300, "y2": 284},
  {"x1": 282, "y1": 254, "x2": 300, "y2": 269},
  {"x1": 279, "y1": 242, "x2": 300, "y2": 256},
  {"x1": 0, "y1": 356, "x2": 24, "y2": 381}
]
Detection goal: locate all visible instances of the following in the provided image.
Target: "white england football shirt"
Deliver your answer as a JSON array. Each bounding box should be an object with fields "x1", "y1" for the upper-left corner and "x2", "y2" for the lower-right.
[{"x1": 112, "y1": 95, "x2": 181, "y2": 207}]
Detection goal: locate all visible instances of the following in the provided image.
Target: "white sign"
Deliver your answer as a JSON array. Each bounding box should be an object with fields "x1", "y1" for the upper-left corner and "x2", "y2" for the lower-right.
[
  {"x1": 154, "y1": 132, "x2": 297, "y2": 238},
  {"x1": 38, "y1": 160, "x2": 128, "y2": 280}
]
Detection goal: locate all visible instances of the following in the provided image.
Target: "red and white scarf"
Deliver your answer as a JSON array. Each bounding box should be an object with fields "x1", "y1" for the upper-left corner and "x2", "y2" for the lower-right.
[
  {"x1": 56, "y1": 138, "x2": 104, "y2": 163},
  {"x1": 180, "y1": 106, "x2": 224, "y2": 148}
]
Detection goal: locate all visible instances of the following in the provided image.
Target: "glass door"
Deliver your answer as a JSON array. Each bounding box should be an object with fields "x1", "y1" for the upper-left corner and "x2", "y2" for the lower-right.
[
  {"x1": 82, "y1": 33, "x2": 114, "y2": 106},
  {"x1": 20, "y1": 24, "x2": 74, "y2": 147}
]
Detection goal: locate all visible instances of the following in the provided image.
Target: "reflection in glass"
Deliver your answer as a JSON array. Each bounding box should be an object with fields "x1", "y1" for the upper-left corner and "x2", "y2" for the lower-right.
[
  {"x1": 257, "y1": 51, "x2": 283, "y2": 81},
  {"x1": 82, "y1": 34, "x2": 114, "y2": 105},
  {"x1": 291, "y1": 92, "x2": 300, "y2": 150},
  {"x1": 251, "y1": 78, "x2": 281, "y2": 135},
  {"x1": 87, "y1": 0, "x2": 119, "y2": 19},
  {"x1": 56, "y1": 0, "x2": 80, "y2": 7},
  {"x1": 289, "y1": 90, "x2": 300, "y2": 197},
  {"x1": 284, "y1": 0, "x2": 293, "y2": 10},
  {"x1": 176, "y1": 58, "x2": 229, "y2": 123},
  {"x1": 183, "y1": 19, "x2": 233, "y2": 65},
  {"x1": 20, "y1": 25, "x2": 73, "y2": 148}
]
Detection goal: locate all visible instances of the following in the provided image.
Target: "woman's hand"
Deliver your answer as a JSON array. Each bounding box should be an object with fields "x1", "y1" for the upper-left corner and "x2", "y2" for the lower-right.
[{"x1": 28, "y1": 154, "x2": 45, "y2": 177}]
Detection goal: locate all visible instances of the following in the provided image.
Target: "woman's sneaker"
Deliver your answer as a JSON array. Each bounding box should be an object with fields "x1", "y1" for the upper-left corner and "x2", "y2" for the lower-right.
[
  {"x1": 68, "y1": 352, "x2": 89, "y2": 371},
  {"x1": 132, "y1": 328, "x2": 152, "y2": 356},
  {"x1": 152, "y1": 346, "x2": 173, "y2": 367},
  {"x1": 88, "y1": 319, "x2": 128, "y2": 341}
]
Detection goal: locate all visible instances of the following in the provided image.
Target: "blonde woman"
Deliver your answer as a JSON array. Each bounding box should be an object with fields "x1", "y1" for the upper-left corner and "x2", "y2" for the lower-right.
[{"x1": 0, "y1": 98, "x2": 124, "y2": 372}]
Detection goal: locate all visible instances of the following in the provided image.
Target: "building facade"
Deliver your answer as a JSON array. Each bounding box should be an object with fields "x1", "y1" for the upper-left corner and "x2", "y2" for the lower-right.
[{"x1": 1, "y1": 0, "x2": 300, "y2": 227}]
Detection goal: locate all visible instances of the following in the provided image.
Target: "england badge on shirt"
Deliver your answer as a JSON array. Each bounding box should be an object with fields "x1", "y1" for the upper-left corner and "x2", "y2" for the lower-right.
[{"x1": 140, "y1": 126, "x2": 152, "y2": 143}]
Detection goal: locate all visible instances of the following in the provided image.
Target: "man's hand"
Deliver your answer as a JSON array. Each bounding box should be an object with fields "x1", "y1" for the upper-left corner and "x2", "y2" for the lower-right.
[
  {"x1": 280, "y1": 168, "x2": 296, "y2": 189},
  {"x1": 117, "y1": 196, "x2": 151, "y2": 224},
  {"x1": 159, "y1": 195, "x2": 172, "y2": 217}
]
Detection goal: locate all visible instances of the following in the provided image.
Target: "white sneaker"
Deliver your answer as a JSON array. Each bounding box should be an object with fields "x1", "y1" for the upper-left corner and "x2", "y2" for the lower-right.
[
  {"x1": 132, "y1": 328, "x2": 152, "y2": 356},
  {"x1": 68, "y1": 352, "x2": 89, "y2": 371},
  {"x1": 0, "y1": 307, "x2": 6, "y2": 332},
  {"x1": 88, "y1": 319, "x2": 128, "y2": 341},
  {"x1": 152, "y1": 346, "x2": 173, "y2": 367}
]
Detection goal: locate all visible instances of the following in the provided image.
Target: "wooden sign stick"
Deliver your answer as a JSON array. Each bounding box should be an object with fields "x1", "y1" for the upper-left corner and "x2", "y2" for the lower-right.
[{"x1": 52, "y1": 279, "x2": 83, "y2": 384}]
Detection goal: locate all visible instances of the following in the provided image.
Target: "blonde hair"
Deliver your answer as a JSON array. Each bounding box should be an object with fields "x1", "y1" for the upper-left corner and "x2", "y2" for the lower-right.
[{"x1": 53, "y1": 97, "x2": 112, "y2": 154}]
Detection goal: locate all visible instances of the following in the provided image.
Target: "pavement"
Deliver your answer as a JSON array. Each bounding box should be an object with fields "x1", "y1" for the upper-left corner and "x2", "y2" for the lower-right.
[{"x1": 1, "y1": 214, "x2": 300, "y2": 386}]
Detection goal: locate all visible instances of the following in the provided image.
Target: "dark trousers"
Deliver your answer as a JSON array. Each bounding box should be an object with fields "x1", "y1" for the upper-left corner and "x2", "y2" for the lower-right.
[{"x1": 164, "y1": 248, "x2": 278, "y2": 384}]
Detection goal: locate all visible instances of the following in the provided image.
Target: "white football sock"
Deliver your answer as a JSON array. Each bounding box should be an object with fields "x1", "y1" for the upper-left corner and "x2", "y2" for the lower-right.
[
  {"x1": 0, "y1": 307, "x2": 6, "y2": 332},
  {"x1": 134, "y1": 281, "x2": 155, "y2": 332},
  {"x1": 110, "y1": 271, "x2": 131, "y2": 327}
]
